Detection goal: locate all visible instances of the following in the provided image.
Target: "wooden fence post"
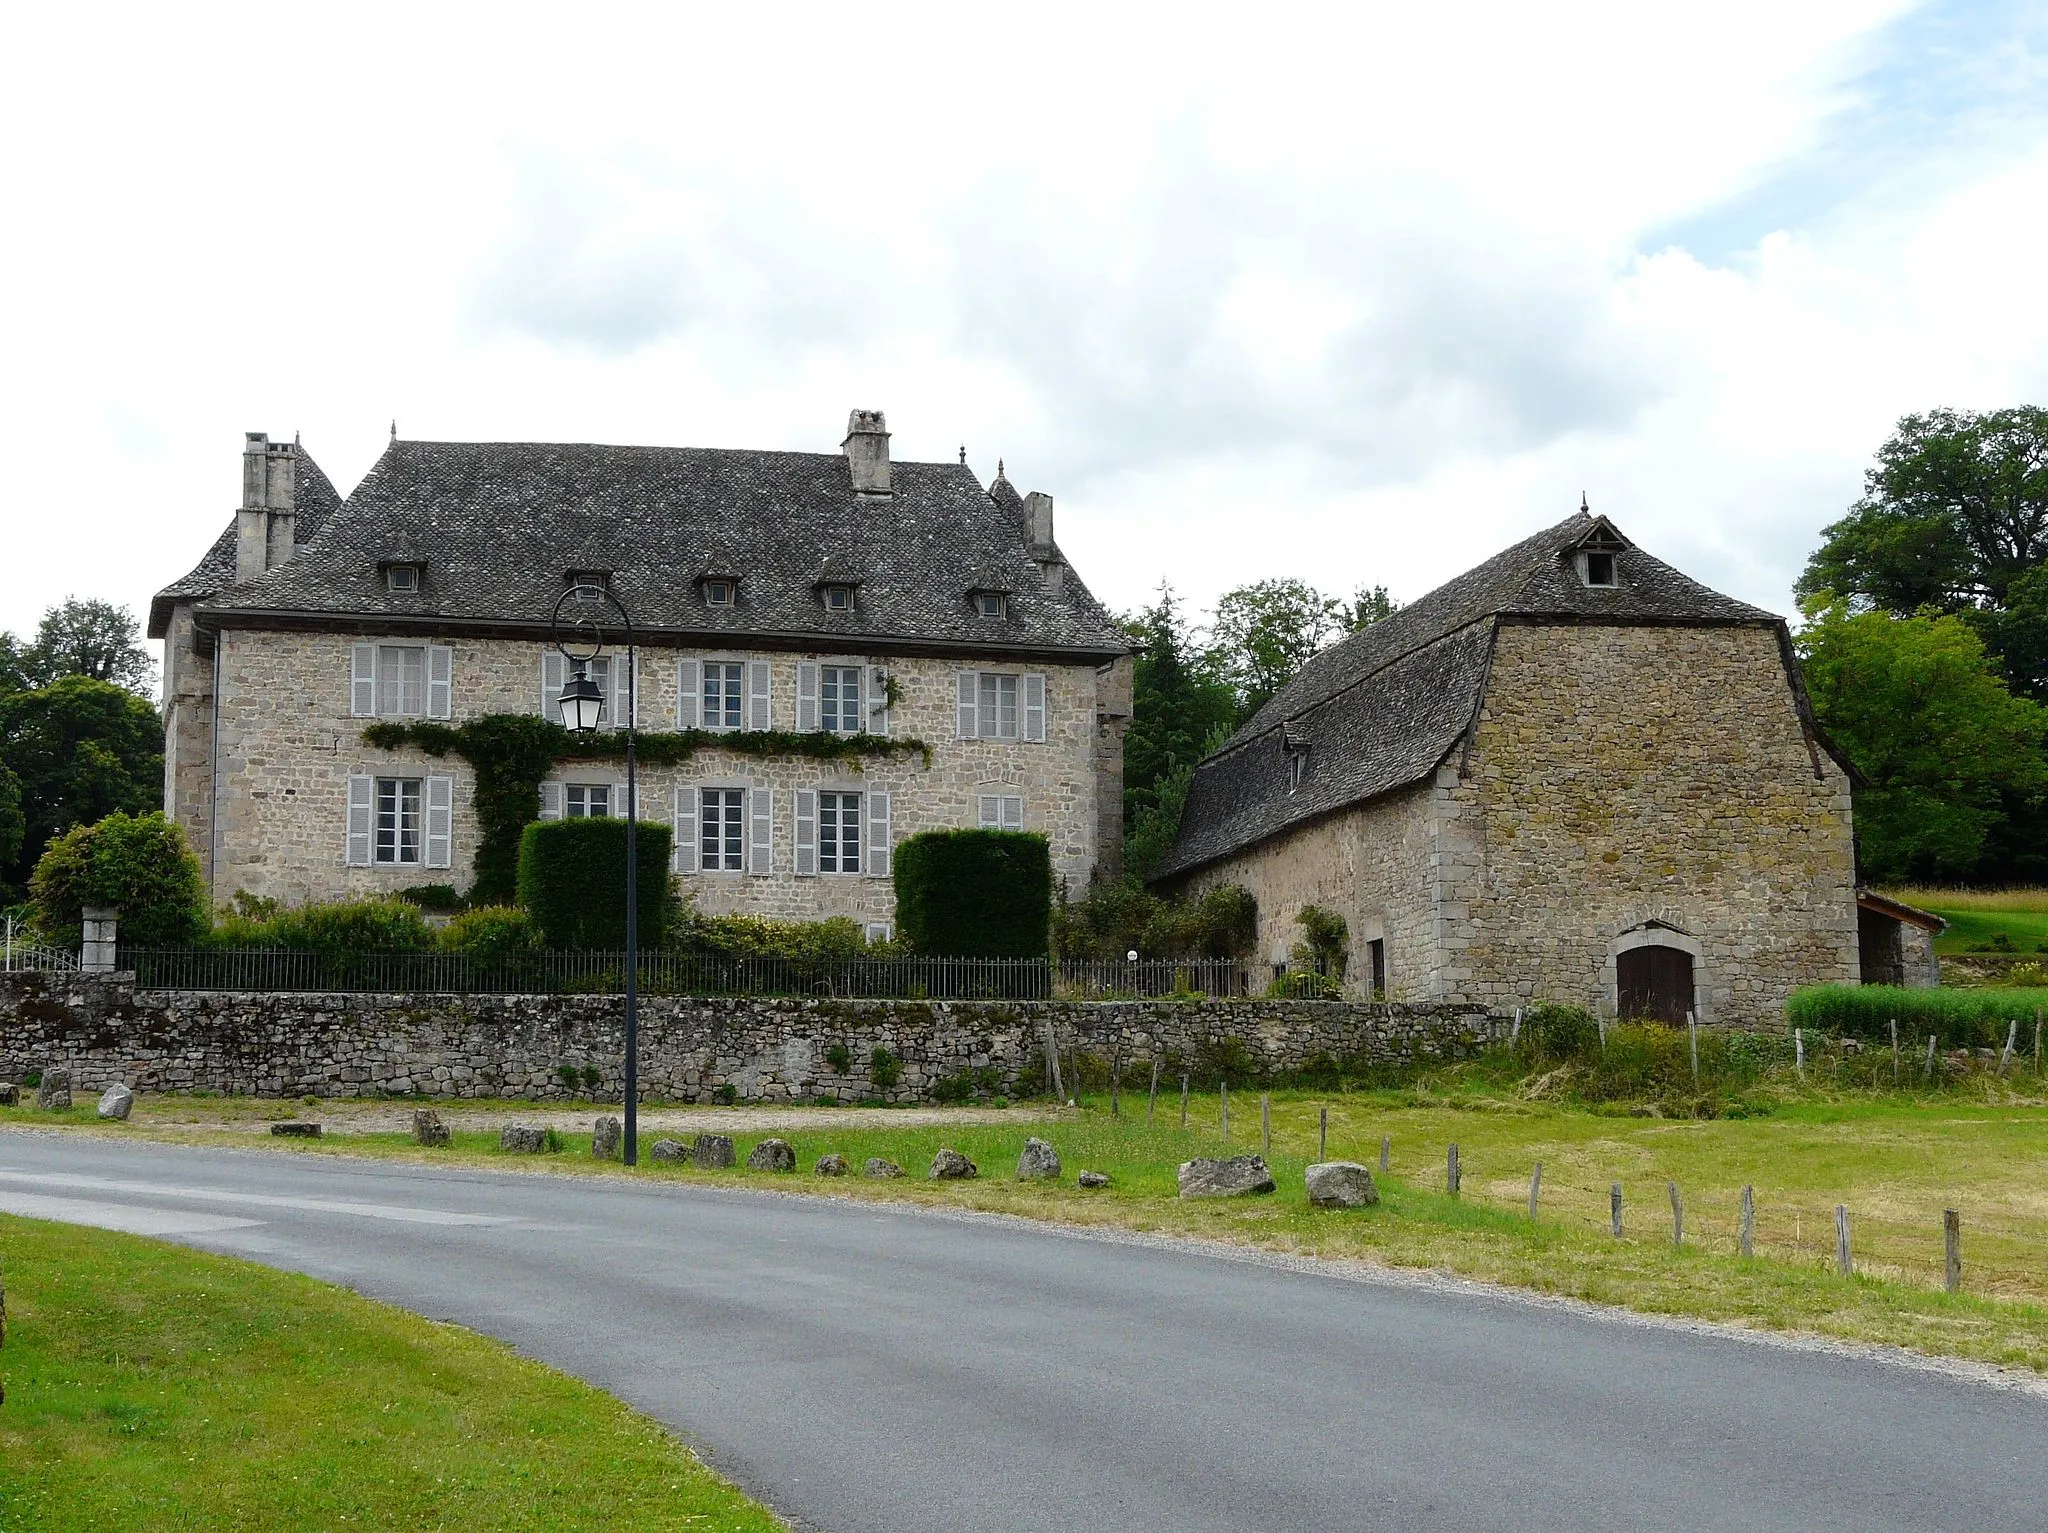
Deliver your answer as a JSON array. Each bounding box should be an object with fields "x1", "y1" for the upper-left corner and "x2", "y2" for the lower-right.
[
  {"x1": 2036, "y1": 1011, "x2": 2043, "y2": 1078},
  {"x1": 1260, "y1": 1094, "x2": 1271, "y2": 1154},
  {"x1": 1739, "y1": 1184, "x2": 1755, "y2": 1258},
  {"x1": 1069, "y1": 1046, "x2": 1082, "y2": 1105},
  {"x1": 1687, "y1": 1011, "x2": 1699, "y2": 1087},
  {"x1": 1944, "y1": 1209, "x2": 1962, "y2": 1294},
  {"x1": 1510, "y1": 1006, "x2": 1523, "y2": 1047},
  {"x1": 1044, "y1": 1025, "x2": 1065, "y2": 1102},
  {"x1": 1890, "y1": 1018, "x2": 1899, "y2": 1083},
  {"x1": 1147, "y1": 1059, "x2": 1160, "y2": 1126},
  {"x1": 1668, "y1": 1181, "x2": 1683, "y2": 1247},
  {"x1": 1111, "y1": 1050, "x2": 1121, "y2": 1117},
  {"x1": 1611, "y1": 1183, "x2": 1623, "y2": 1238},
  {"x1": 1380, "y1": 1135, "x2": 1390, "y2": 1174},
  {"x1": 1180, "y1": 1074, "x2": 1189, "y2": 1130},
  {"x1": 1924, "y1": 1033, "x2": 1937, "y2": 1080},
  {"x1": 1220, "y1": 1081, "x2": 1229, "y2": 1143},
  {"x1": 2000, "y1": 1020, "x2": 2018, "y2": 1076},
  {"x1": 1795, "y1": 1027, "x2": 1804, "y2": 1079},
  {"x1": 1528, "y1": 1163, "x2": 1542, "y2": 1222},
  {"x1": 1447, "y1": 1143, "x2": 1460, "y2": 1198},
  {"x1": 1835, "y1": 1204, "x2": 1852, "y2": 1276},
  {"x1": 1318, "y1": 1106, "x2": 1328, "y2": 1163}
]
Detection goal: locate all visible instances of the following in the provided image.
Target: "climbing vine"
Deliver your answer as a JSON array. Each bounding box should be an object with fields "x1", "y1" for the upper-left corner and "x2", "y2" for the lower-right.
[{"x1": 362, "y1": 714, "x2": 931, "y2": 904}]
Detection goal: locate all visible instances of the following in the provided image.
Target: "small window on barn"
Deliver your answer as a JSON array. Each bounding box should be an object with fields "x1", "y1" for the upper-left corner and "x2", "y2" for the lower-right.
[
  {"x1": 1580, "y1": 550, "x2": 1616, "y2": 588},
  {"x1": 384, "y1": 563, "x2": 422, "y2": 593}
]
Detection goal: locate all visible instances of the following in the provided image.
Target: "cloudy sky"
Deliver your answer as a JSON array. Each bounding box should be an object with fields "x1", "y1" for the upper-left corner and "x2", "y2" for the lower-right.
[{"x1": 4, "y1": 1, "x2": 2045, "y2": 659}]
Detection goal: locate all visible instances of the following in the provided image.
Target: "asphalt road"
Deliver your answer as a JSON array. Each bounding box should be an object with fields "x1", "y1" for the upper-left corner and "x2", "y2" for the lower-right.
[{"x1": 2, "y1": 1134, "x2": 2042, "y2": 1532}]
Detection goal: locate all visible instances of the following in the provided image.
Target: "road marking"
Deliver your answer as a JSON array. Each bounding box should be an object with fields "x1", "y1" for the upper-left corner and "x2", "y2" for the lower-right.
[
  {"x1": 0, "y1": 1190, "x2": 263, "y2": 1237},
  {"x1": 0, "y1": 1170, "x2": 510, "y2": 1227}
]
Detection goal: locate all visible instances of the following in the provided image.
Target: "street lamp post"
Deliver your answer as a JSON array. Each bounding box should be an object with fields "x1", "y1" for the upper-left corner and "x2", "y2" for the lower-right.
[{"x1": 551, "y1": 585, "x2": 640, "y2": 1166}]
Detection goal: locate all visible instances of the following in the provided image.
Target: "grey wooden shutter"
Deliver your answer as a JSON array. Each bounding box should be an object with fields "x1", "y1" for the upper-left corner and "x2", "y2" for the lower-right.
[
  {"x1": 673, "y1": 786, "x2": 699, "y2": 874},
  {"x1": 425, "y1": 774, "x2": 454, "y2": 867},
  {"x1": 794, "y1": 789, "x2": 818, "y2": 876},
  {"x1": 607, "y1": 652, "x2": 633, "y2": 731},
  {"x1": 866, "y1": 665, "x2": 890, "y2": 736},
  {"x1": 538, "y1": 782, "x2": 562, "y2": 821},
  {"x1": 677, "y1": 657, "x2": 699, "y2": 731},
  {"x1": 796, "y1": 662, "x2": 820, "y2": 732},
  {"x1": 1002, "y1": 795, "x2": 1023, "y2": 831},
  {"x1": 867, "y1": 789, "x2": 891, "y2": 878},
  {"x1": 748, "y1": 786, "x2": 773, "y2": 875},
  {"x1": 351, "y1": 644, "x2": 377, "y2": 718},
  {"x1": 345, "y1": 774, "x2": 374, "y2": 865},
  {"x1": 542, "y1": 649, "x2": 565, "y2": 720},
  {"x1": 956, "y1": 671, "x2": 978, "y2": 739},
  {"x1": 978, "y1": 793, "x2": 998, "y2": 828},
  {"x1": 748, "y1": 660, "x2": 772, "y2": 732},
  {"x1": 1023, "y1": 672, "x2": 1046, "y2": 742},
  {"x1": 427, "y1": 645, "x2": 454, "y2": 719}
]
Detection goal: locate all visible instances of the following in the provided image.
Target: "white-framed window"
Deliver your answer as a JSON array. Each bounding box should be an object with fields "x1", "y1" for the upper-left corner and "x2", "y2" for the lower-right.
[
  {"x1": 564, "y1": 783, "x2": 612, "y2": 819},
  {"x1": 704, "y1": 578, "x2": 736, "y2": 607},
  {"x1": 822, "y1": 584, "x2": 854, "y2": 612},
  {"x1": 821, "y1": 665, "x2": 863, "y2": 734},
  {"x1": 794, "y1": 787, "x2": 891, "y2": 878},
  {"x1": 385, "y1": 564, "x2": 420, "y2": 593},
  {"x1": 797, "y1": 661, "x2": 888, "y2": 736},
  {"x1": 703, "y1": 661, "x2": 744, "y2": 730},
  {"x1": 975, "y1": 592, "x2": 1007, "y2": 619},
  {"x1": 864, "y1": 921, "x2": 893, "y2": 944},
  {"x1": 541, "y1": 650, "x2": 631, "y2": 731},
  {"x1": 977, "y1": 793, "x2": 1024, "y2": 831},
  {"x1": 700, "y1": 787, "x2": 745, "y2": 872},
  {"x1": 819, "y1": 791, "x2": 861, "y2": 874},
  {"x1": 347, "y1": 773, "x2": 452, "y2": 868},
  {"x1": 1580, "y1": 549, "x2": 1617, "y2": 587},
  {"x1": 352, "y1": 642, "x2": 453, "y2": 720},
  {"x1": 956, "y1": 670, "x2": 1046, "y2": 742}
]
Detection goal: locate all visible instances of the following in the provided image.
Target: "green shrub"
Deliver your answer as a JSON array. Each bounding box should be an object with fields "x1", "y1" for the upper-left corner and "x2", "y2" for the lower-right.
[
  {"x1": 712, "y1": 1084, "x2": 737, "y2": 1105},
  {"x1": 581, "y1": 1064, "x2": 601, "y2": 1090},
  {"x1": 27, "y1": 811, "x2": 207, "y2": 948},
  {"x1": 672, "y1": 909, "x2": 878, "y2": 961},
  {"x1": 1051, "y1": 878, "x2": 1258, "y2": 960},
  {"x1": 1518, "y1": 1003, "x2": 1601, "y2": 1065},
  {"x1": 1293, "y1": 905, "x2": 1349, "y2": 977},
  {"x1": 516, "y1": 818, "x2": 672, "y2": 949},
  {"x1": 1265, "y1": 970, "x2": 1341, "y2": 1000},
  {"x1": 823, "y1": 1042, "x2": 853, "y2": 1074},
  {"x1": 893, "y1": 829, "x2": 1051, "y2": 957},
  {"x1": 399, "y1": 884, "x2": 465, "y2": 912},
  {"x1": 438, "y1": 905, "x2": 538, "y2": 963},
  {"x1": 869, "y1": 1046, "x2": 902, "y2": 1089},
  {"x1": 211, "y1": 896, "x2": 435, "y2": 954},
  {"x1": 1786, "y1": 984, "x2": 2048, "y2": 1050},
  {"x1": 556, "y1": 1064, "x2": 581, "y2": 1091},
  {"x1": 931, "y1": 1067, "x2": 1001, "y2": 1104}
]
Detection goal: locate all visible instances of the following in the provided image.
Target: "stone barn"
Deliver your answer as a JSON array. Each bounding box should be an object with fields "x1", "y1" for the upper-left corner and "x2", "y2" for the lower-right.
[{"x1": 1156, "y1": 509, "x2": 1864, "y2": 1027}]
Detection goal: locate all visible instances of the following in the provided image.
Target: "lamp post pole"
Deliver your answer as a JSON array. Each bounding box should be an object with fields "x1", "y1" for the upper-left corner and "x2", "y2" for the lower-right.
[{"x1": 551, "y1": 586, "x2": 640, "y2": 1166}]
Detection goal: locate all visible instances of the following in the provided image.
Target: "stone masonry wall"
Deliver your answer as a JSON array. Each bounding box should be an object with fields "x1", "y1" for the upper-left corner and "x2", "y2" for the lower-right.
[
  {"x1": 1447, "y1": 622, "x2": 1858, "y2": 1024},
  {"x1": 0, "y1": 972, "x2": 1501, "y2": 1103},
  {"x1": 203, "y1": 628, "x2": 1116, "y2": 921}
]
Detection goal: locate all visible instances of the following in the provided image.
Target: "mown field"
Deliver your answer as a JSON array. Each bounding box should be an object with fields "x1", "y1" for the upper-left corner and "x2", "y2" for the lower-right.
[
  {"x1": 1888, "y1": 886, "x2": 2048, "y2": 956},
  {"x1": 0, "y1": 1215, "x2": 780, "y2": 1530}
]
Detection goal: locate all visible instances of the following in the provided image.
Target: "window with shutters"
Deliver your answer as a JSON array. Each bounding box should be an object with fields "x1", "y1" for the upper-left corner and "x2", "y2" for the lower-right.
[
  {"x1": 979, "y1": 673, "x2": 1019, "y2": 739},
  {"x1": 564, "y1": 783, "x2": 612, "y2": 819},
  {"x1": 376, "y1": 646, "x2": 426, "y2": 717},
  {"x1": 818, "y1": 791, "x2": 862, "y2": 874},
  {"x1": 977, "y1": 794, "x2": 1023, "y2": 830},
  {"x1": 821, "y1": 665, "x2": 862, "y2": 734},
  {"x1": 957, "y1": 670, "x2": 1046, "y2": 742},
  {"x1": 375, "y1": 778, "x2": 423, "y2": 865},
  {"x1": 702, "y1": 661, "x2": 744, "y2": 730},
  {"x1": 700, "y1": 788, "x2": 746, "y2": 872}
]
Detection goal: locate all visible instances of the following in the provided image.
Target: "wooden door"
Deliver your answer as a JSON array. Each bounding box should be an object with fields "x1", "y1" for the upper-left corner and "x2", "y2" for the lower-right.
[{"x1": 1617, "y1": 945, "x2": 1694, "y2": 1024}]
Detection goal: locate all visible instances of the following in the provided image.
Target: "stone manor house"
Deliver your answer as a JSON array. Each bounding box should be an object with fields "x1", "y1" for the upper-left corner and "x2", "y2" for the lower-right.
[
  {"x1": 150, "y1": 412, "x2": 1134, "y2": 936},
  {"x1": 1157, "y1": 508, "x2": 1905, "y2": 1028}
]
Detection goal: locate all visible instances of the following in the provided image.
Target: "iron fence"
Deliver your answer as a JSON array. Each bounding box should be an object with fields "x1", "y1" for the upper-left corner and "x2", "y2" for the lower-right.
[{"x1": 116, "y1": 947, "x2": 1253, "y2": 1001}]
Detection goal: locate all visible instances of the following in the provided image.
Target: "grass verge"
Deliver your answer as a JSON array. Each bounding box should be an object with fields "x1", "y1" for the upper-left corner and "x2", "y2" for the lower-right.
[{"x1": 0, "y1": 1214, "x2": 781, "y2": 1530}]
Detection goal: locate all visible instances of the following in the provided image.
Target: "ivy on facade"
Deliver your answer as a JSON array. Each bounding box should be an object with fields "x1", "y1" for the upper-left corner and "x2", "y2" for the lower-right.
[{"x1": 362, "y1": 714, "x2": 931, "y2": 904}]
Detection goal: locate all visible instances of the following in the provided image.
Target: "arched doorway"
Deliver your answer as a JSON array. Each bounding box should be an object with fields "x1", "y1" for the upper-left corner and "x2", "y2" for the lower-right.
[{"x1": 1617, "y1": 944, "x2": 1694, "y2": 1024}]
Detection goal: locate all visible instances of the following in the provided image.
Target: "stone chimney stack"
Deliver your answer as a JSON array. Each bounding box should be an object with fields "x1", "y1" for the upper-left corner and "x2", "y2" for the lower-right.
[
  {"x1": 235, "y1": 432, "x2": 298, "y2": 583},
  {"x1": 1023, "y1": 491, "x2": 1054, "y2": 551},
  {"x1": 842, "y1": 409, "x2": 891, "y2": 496}
]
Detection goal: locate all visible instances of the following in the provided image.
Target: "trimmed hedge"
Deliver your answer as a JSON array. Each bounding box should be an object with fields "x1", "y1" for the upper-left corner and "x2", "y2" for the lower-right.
[
  {"x1": 893, "y1": 829, "x2": 1052, "y2": 957},
  {"x1": 1785, "y1": 984, "x2": 2048, "y2": 1050},
  {"x1": 516, "y1": 818, "x2": 673, "y2": 949}
]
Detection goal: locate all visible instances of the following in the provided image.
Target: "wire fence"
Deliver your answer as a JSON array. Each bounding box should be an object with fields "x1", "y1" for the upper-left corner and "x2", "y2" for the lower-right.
[{"x1": 115, "y1": 948, "x2": 1255, "y2": 1001}]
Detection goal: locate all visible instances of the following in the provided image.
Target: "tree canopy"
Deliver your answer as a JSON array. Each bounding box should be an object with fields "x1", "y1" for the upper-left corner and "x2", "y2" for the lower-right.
[
  {"x1": 0, "y1": 675, "x2": 164, "y2": 900},
  {"x1": 21, "y1": 597, "x2": 157, "y2": 696}
]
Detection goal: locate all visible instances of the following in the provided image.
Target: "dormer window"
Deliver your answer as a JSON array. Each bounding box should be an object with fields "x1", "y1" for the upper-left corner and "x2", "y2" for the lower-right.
[
  {"x1": 1283, "y1": 726, "x2": 1309, "y2": 792},
  {"x1": 568, "y1": 570, "x2": 610, "y2": 601},
  {"x1": 1572, "y1": 514, "x2": 1629, "y2": 589},
  {"x1": 975, "y1": 592, "x2": 1007, "y2": 620},
  {"x1": 1581, "y1": 550, "x2": 1616, "y2": 588},
  {"x1": 703, "y1": 578, "x2": 736, "y2": 607},
  {"x1": 821, "y1": 583, "x2": 854, "y2": 612},
  {"x1": 383, "y1": 563, "x2": 422, "y2": 593}
]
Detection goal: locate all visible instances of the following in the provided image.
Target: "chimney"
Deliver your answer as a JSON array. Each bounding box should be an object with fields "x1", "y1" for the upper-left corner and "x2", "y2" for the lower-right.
[
  {"x1": 234, "y1": 431, "x2": 298, "y2": 582},
  {"x1": 1023, "y1": 490, "x2": 1054, "y2": 551},
  {"x1": 842, "y1": 409, "x2": 891, "y2": 496}
]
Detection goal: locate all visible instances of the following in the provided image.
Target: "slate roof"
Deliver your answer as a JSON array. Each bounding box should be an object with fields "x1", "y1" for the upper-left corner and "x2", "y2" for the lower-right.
[
  {"x1": 147, "y1": 450, "x2": 344, "y2": 636},
  {"x1": 1156, "y1": 511, "x2": 1797, "y2": 880},
  {"x1": 153, "y1": 438, "x2": 1128, "y2": 658}
]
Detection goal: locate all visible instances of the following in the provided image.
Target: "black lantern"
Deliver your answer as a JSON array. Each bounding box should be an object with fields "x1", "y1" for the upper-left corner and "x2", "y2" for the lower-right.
[{"x1": 556, "y1": 662, "x2": 605, "y2": 734}]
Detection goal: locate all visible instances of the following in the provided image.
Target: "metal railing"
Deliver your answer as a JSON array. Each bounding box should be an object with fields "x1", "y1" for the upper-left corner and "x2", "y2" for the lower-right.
[
  {"x1": 3, "y1": 917, "x2": 78, "y2": 973},
  {"x1": 116, "y1": 948, "x2": 1253, "y2": 1000}
]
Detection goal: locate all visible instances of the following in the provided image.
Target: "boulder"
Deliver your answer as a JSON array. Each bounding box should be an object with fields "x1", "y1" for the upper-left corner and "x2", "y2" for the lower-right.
[
  {"x1": 1077, "y1": 1170, "x2": 1111, "y2": 1189},
  {"x1": 500, "y1": 1124, "x2": 548, "y2": 1154},
  {"x1": 271, "y1": 1121, "x2": 322, "y2": 1138},
  {"x1": 814, "y1": 1153, "x2": 849, "y2": 1177},
  {"x1": 0, "y1": 1083, "x2": 18, "y2": 1107},
  {"x1": 747, "y1": 1137, "x2": 797, "y2": 1172},
  {"x1": 592, "y1": 1116, "x2": 622, "y2": 1160},
  {"x1": 411, "y1": 1109, "x2": 449, "y2": 1147},
  {"x1": 649, "y1": 1138, "x2": 689, "y2": 1162},
  {"x1": 1016, "y1": 1137, "x2": 1061, "y2": 1181},
  {"x1": 927, "y1": 1147, "x2": 978, "y2": 1181},
  {"x1": 96, "y1": 1084, "x2": 135, "y2": 1122},
  {"x1": 36, "y1": 1070, "x2": 71, "y2": 1111},
  {"x1": 693, "y1": 1134, "x2": 736, "y2": 1169},
  {"x1": 863, "y1": 1157, "x2": 903, "y2": 1179},
  {"x1": 1177, "y1": 1155, "x2": 1276, "y2": 1199},
  {"x1": 1304, "y1": 1161, "x2": 1379, "y2": 1209}
]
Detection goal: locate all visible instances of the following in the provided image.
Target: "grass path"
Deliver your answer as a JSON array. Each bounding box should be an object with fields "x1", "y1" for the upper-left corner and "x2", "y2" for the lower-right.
[
  {"x1": 14, "y1": 1087, "x2": 2048, "y2": 1375},
  {"x1": 0, "y1": 1215, "x2": 781, "y2": 1530}
]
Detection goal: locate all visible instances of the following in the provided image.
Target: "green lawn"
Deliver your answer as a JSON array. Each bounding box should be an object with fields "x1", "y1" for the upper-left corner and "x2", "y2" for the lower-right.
[
  {"x1": 20, "y1": 1081, "x2": 2048, "y2": 1373},
  {"x1": 1885, "y1": 886, "x2": 2048, "y2": 955},
  {"x1": 0, "y1": 1215, "x2": 780, "y2": 1530}
]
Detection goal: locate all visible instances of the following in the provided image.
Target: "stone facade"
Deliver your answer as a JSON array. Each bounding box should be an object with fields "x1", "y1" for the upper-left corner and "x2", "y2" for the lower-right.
[
  {"x1": 179, "y1": 624, "x2": 1126, "y2": 924},
  {"x1": 1182, "y1": 623, "x2": 1857, "y2": 1026},
  {"x1": 0, "y1": 971, "x2": 1501, "y2": 1102}
]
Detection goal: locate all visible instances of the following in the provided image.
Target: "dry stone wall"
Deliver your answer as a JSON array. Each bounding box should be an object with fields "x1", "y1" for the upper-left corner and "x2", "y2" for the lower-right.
[{"x1": 0, "y1": 972, "x2": 1501, "y2": 1103}]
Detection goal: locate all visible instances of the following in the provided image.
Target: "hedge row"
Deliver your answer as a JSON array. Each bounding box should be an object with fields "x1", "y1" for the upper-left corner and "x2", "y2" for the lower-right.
[{"x1": 1785, "y1": 985, "x2": 2048, "y2": 1050}]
